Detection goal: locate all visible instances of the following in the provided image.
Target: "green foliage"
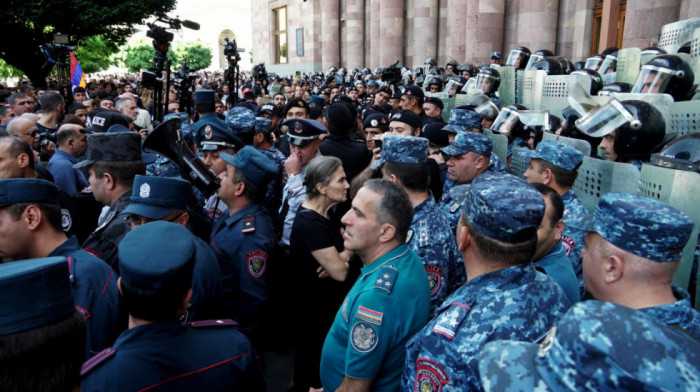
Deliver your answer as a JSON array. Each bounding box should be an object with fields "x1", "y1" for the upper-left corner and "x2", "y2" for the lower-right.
[
  {"x1": 0, "y1": 59, "x2": 24, "y2": 78},
  {"x1": 74, "y1": 35, "x2": 119, "y2": 74},
  {"x1": 174, "y1": 42, "x2": 212, "y2": 71},
  {"x1": 121, "y1": 41, "x2": 176, "y2": 73},
  {"x1": 0, "y1": 0, "x2": 177, "y2": 86}
]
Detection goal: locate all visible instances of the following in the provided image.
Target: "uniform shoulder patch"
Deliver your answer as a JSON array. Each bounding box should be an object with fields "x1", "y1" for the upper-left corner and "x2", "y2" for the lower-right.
[
  {"x1": 561, "y1": 234, "x2": 575, "y2": 257},
  {"x1": 242, "y1": 213, "x2": 256, "y2": 233},
  {"x1": 80, "y1": 347, "x2": 116, "y2": 376},
  {"x1": 415, "y1": 358, "x2": 451, "y2": 391},
  {"x1": 373, "y1": 265, "x2": 398, "y2": 294},
  {"x1": 424, "y1": 265, "x2": 443, "y2": 297},
  {"x1": 350, "y1": 321, "x2": 379, "y2": 353},
  {"x1": 246, "y1": 249, "x2": 268, "y2": 278},
  {"x1": 449, "y1": 201, "x2": 461, "y2": 214},
  {"x1": 431, "y1": 302, "x2": 472, "y2": 340},
  {"x1": 188, "y1": 319, "x2": 238, "y2": 328},
  {"x1": 356, "y1": 306, "x2": 383, "y2": 325}
]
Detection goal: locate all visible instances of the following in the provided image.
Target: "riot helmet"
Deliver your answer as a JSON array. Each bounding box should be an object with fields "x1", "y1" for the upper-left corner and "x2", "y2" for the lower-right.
[
  {"x1": 571, "y1": 69, "x2": 604, "y2": 95},
  {"x1": 631, "y1": 54, "x2": 695, "y2": 101},
  {"x1": 525, "y1": 49, "x2": 555, "y2": 70},
  {"x1": 475, "y1": 67, "x2": 501, "y2": 95},
  {"x1": 651, "y1": 132, "x2": 700, "y2": 172},
  {"x1": 505, "y1": 46, "x2": 531, "y2": 70},
  {"x1": 491, "y1": 104, "x2": 528, "y2": 140},
  {"x1": 458, "y1": 63, "x2": 477, "y2": 78},
  {"x1": 531, "y1": 58, "x2": 564, "y2": 75},
  {"x1": 598, "y1": 52, "x2": 618, "y2": 75},
  {"x1": 640, "y1": 47, "x2": 667, "y2": 65},
  {"x1": 445, "y1": 60, "x2": 458, "y2": 73},
  {"x1": 426, "y1": 76, "x2": 444, "y2": 93},
  {"x1": 599, "y1": 82, "x2": 632, "y2": 96},
  {"x1": 584, "y1": 55, "x2": 604, "y2": 72}
]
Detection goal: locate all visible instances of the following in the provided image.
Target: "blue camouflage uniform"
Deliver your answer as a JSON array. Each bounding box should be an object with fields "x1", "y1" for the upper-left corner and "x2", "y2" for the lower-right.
[
  {"x1": 76, "y1": 132, "x2": 143, "y2": 272},
  {"x1": 438, "y1": 131, "x2": 496, "y2": 233},
  {"x1": 402, "y1": 173, "x2": 571, "y2": 392},
  {"x1": 321, "y1": 244, "x2": 430, "y2": 392},
  {"x1": 80, "y1": 222, "x2": 266, "y2": 392},
  {"x1": 479, "y1": 300, "x2": 700, "y2": 391},
  {"x1": 528, "y1": 140, "x2": 589, "y2": 294},
  {"x1": 209, "y1": 147, "x2": 278, "y2": 347},
  {"x1": 371, "y1": 135, "x2": 464, "y2": 313},
  {"x1": 576, "y1": 192, "x2": 698, "y2": 336},
  {"x1": 122, "y1": 175, "x2": 223, "y2": 322}
]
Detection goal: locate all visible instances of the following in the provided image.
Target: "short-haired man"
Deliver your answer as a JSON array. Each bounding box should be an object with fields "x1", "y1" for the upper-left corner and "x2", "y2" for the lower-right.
[
  {"x1": 438, "y1": 132, "x2": 494, "y2": 231},
  {"x1": 69, "y1": 103, "x2": 89, "y2": 124},
  {"x1": 48, "y1": 124, "x2": 89, "y2": 195},
  {"x1": 402, "y1": 173, "x2": 570, "y2": 391},
  {"x1": 0, "y1": 179, "x2": 123, "y2": 359},
  {"x1": 579, "y1": 193, "x2": 700, "y2": 336},
  {"x1": 422, "y1": 97, "x2": 445, "y2": 123},
  {"x1": 80, "y1": 222, "x2": 266, "y2": 391},
  {"x1": 35, "y1": 91, "x2": 65, "y2": 136},
  {"x1": 524, "y1": 140, "x2": 588, "y2": 294},
  {"x1": 76, "y1": 132, "x2": 145, "y2": 271},
  {"x1": 531, "y1": 183, "x2": 580, "y2": 303},
  {"x1": 8, "y1": 92, "x2": 35, "y2": 117},
  {"x1": 361, "y1": 113, "x2": 389, "y2": 151},
  {"x1": 210, "y1": 146, "x2": 277, "y2": 349},
  {"x1": 73, "y1": 87, "x2": 88, "y2": 104},
  {"x1": 321, "y1": 179, "x2": 431, "y2": 392},
  {"x1": 374, "y1": 86, "x2": 392, "y2": 106},
  {"x1": 401, "y1": 86, "x2": 433, "y2": 127},
  {"x1": 0, "y1": 257, "x2": 86, "y2": 391},
  {"x1": 374, "y1": 135, "x2": 463, "y2": 313},
  {"x1": 121, "y1": 175, "x2": 223, "y2": 321}
]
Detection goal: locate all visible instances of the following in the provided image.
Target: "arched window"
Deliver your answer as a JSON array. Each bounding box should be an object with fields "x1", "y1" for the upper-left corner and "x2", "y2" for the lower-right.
[{"x1": 218, "y1": 30, "x2": 236, "y2": 69}]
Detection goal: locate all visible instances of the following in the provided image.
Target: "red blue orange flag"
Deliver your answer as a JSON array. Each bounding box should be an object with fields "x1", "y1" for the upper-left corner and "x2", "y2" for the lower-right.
[{"x1": 70, "y1": 52, "x2": 86, "y2": 91}]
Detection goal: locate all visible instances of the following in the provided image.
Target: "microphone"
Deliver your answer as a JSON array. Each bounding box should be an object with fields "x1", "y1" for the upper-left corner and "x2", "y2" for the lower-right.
[{"x1": 182, "y1": 20, "x2": 200, "y2": 30}]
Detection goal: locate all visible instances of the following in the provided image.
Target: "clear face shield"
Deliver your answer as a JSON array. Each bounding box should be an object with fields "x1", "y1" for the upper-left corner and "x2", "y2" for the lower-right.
[
  {"x1": 506, "y1": 49, "x2": 527, "y2": 68},
  {"x1": 631, "y1": 65, "x2": 682, "y2": 94},
  {"x1": 460, "y1": 77, "x2": 478, "y2": 93},
  {"x1": 640, "y1": 51, "x2": 662, "y2": 66},
  {"x1": 475, "y1": 73, "x2": 499, "y2": 94},
  {"x1": 525, "y1": 53, "x2": 544, "y2": 71},
  {"x1": 574, "y1": 99, "x2": 641, "y2": 138},
  {"x1": 584, "y1": 57, "x2": 603, "y2": 72},
  {"x1": 491, "y1": 107, "x2": 520, "y2": 134},
  {"x1": 474, "y1": 100, "x2": 500, "y2": 120},
  {"x1": 519, "y1": 110, "x2": 551, "y2": 133},
  {"x1": 598, "y1": 55, "x2": 617, "y2": 74},
  {"x1": 567, "y1": 82, "x2": 601, "y2": 118}
]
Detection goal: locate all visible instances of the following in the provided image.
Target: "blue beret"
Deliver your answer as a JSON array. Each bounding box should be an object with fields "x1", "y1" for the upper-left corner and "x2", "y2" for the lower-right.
[
  {"x1": 371, "y1": 135, "x2": 428, "y2": 170},
  {"x1": 530, "y1": 140, "x2": 583, "y2": 171},
  {"x1": 283, "y1": 118, "x2": 327, "y2": 146},
  {"x1": 463, "y1": 173, "x2": 544, "y2": 242},
  {"x1": 226, "y1": 107, "x2": 256, "y2": 137},
  {"x1": 479, "y1": 300, "x2": 700, "y2": 392},
  {"x1": 0, "y1": 178, "x2": 58, "y2": 207},
  {"x1": 441, "y1": 131, "x2": 493, "y2": 157},
  {"x1": 307, "y1": 95, "x2": 325, "y2": 106},
  {"x1": 576, "y1": 193, "x2": 694, "y2": 262},
  {"x1": 118, "y1": 221, "x2": 196, "y2": 297},
  {"x1": 199, "y1": 119, "x2": 244, "y2": 152},
  {"x1": 123, "y1": 175, "x2": 190, "y2": 220},
  {"x1": 74, "y1": 132, "x2": 142, "y2": 169},
  {"x1": 220, "y1": 146, "x2": 277, "y2": 187},
  {"x1": 0, "y1": 257, "x2": 74, "y2": 335},
  {"x1": 254, "y1": 117, "x2": 273, "y2": 133},
  {"x1": 194, "y1": 89, "x2": 215, "y2": 103},
  {"x1": 443, "y1": 109, "x2": 483, "y2": 133}
]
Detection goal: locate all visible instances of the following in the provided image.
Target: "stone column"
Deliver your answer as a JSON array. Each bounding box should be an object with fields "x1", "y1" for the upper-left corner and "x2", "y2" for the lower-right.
[
  {"x1": 379, "y1": 0, "x2": 404, "y2": 67},
  {"x1": 681, "y1": 0, "x2": 700, "y2": 19},
  {"x1": 412, "y1": 0, "x2": 439, "y2": 68},
  {"x1": 623, "y1": 0, "x2": 682, "y2": 49},
  {"x1": 512, "y1": 0, "x2": 559, "y2": 54},
  {"x1": 447, "y1": 0, "x2": 468, "y2": 63},
  {"x1": 344, "y1": 0, "x2": 364, "y2": 69},
  {"x1": 369, "y1": 0, "x2": 381, "y2": 69},
  {"x1": 465, "y1": 0, "x2": 506, "y2": 63},
  {"x1": 321, "y1": 0, "x2": 340, "y2": 70}
]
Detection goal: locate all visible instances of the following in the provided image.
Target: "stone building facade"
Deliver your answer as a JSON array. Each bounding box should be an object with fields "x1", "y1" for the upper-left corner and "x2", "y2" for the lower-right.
[{"x1": 250, "y1": 0, "x2": 699, "y2": 75}]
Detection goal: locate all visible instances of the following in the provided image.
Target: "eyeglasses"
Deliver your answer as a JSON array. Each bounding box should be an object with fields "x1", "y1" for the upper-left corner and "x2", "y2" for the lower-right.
[{"x1": 23, "y1": 129, "x2": 39, "y2": 137}]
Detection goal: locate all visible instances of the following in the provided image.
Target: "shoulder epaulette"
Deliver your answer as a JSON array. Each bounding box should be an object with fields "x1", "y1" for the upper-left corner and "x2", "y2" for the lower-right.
[
  {"x1": 188, "y1": 319, "x2": 238, "y2": 328},
  {"x1": 80, "y1": 347, "x2": 116, "y2": 376},
  {"x1": 242, "y1": 213, "x2": 256, "y2": 234},
  {"x1": 373, "y1": 265, "x2": 398, "y2": 294}
]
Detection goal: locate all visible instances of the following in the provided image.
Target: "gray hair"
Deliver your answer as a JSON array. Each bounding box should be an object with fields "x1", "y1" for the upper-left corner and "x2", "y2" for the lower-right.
[{"x1": 304, "y1": 156, "x2": 343, "y2": 199}]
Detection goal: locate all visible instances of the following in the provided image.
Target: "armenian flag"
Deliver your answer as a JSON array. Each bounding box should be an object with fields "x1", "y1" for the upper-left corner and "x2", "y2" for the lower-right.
[{"x1": 70, "y1": 52, "x2": 86, "y2": 91}]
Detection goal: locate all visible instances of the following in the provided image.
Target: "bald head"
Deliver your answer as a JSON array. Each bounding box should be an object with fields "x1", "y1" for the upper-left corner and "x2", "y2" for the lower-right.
[{"x1": 6, "y1": 117, "x2": 35, "y2": 136}]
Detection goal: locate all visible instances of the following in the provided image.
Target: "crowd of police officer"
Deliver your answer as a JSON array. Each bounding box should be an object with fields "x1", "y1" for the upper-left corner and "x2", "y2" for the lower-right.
[{"x1": 0, "y1": 16, "x2": 699, "y2": 392}]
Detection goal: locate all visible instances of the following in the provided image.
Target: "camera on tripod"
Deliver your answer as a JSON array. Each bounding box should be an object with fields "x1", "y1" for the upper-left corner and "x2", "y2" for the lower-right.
[
  {"x1": 381, "y1": 60, "x2": 403, "y2": 85},
  {"x1": 223, "y1": 38, "x2": 245, "y2": 62},
  {"x1": 173, "y1": 62, "x2": 196, "y2": 95},
  {"x1": 252, "y1": 63, "x2": 267, "y2": 82}
]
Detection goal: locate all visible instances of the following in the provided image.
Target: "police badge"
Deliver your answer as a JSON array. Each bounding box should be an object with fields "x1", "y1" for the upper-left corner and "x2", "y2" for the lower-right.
[
  {"x1": 204, "y1": 124, "x2": 213, "y2": 139},
  {"x1": 139, "y1": 182, "x2": 150, "y2": 198},
  {"x1": 246, "y1": 249, "x2": 267, "y2": 278},
  {"x1": 425, "y1": 265, "x2": 443, "y2": 297},
  {"x1": 415, "y1": 358, "x2": 450, "y2": 392},
  {"x1": 293, "y1": 120, "x2": 303, "y2": 135},
  {"x1": 61, "y1": 208, "x2": 72, "y2": 232}
]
